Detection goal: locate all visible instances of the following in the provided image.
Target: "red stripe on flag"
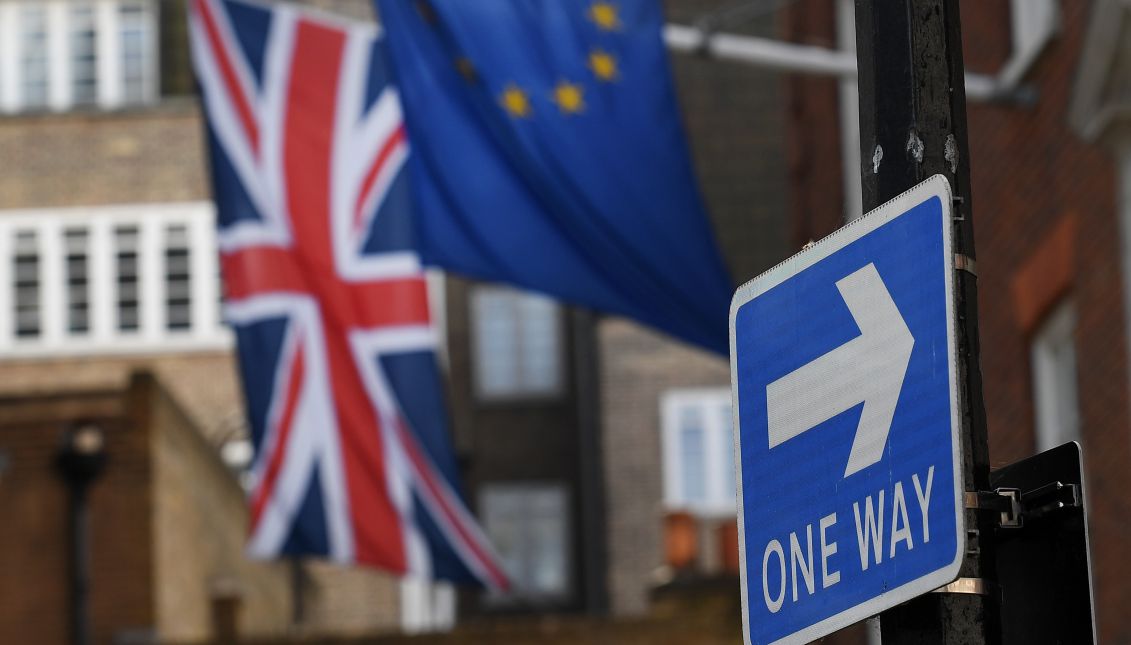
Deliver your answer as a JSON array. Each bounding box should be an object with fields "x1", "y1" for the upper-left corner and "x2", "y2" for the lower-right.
[
  {"x1": 222, "y1": 248, "x2": 432, "y2": 329},
  {"x1": 284, "y1": 18, "x2": 407, "y2": 573},
  {"x1": 193, "y1": 0, "x2": 260, "y2": 156},
  {"x1": 222, "y1": 247, "x2": 306, "y2": 298}
]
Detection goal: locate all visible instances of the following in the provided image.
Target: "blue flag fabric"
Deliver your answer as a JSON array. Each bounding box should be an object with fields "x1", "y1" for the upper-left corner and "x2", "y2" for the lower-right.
[{"x1": 376, "y1": 0, "x2": 733, "y2": 353}]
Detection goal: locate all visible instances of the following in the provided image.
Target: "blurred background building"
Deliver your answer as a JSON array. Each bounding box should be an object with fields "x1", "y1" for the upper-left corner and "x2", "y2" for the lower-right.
[
  {"x1": 2, "y1": 0, "x2": 1130, "y2": 644},
  {"x1": 0, "y1": 0, "x2": 789, "y2": 643}
]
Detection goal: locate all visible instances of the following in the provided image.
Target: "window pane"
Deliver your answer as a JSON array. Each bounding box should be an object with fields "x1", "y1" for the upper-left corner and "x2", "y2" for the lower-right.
[
  {"x1": 120, "y1": 3, "x2": 150, "y2": 105},
  {"x1": 472, "y1": 286, "x2": 561, "y2": 399},
  {"x1": 518, "y1": 294, "x2": 559, "y2": 391},
  {"x1": 65, "y1": 228, "x2": 90, "y2": 334},
  {"x1": 481, "y1": 484, "x2": 569, "y2": 601},
  {"x1": 679, "y1": 407, "x2": 707, "y2": 504},
  {"x1": 473, "y1": 290, "x2": 519, "y2": 395},
  {"x1": 13, "y1": 231, "x2": 40, "y2": 338},
  {"x1": 20, "y1": 7, "x2": 49, "y2": 109},
  {"x1": 719, "y1": 403, "x2": 737, "y2": 504},
  {"x1": 662, "y1": 391, "x2": 737, "y2": 515},
  {"x1": 115, "y1": 226, "x2": 140, "y2": 332},
  {"x1": 165, "y1": 225, "x2": 192, "y2": 331},
  {"x1": 71, "y1": 5, "x2": 99, "y2": 106},
  {"x1": 1032, "y1": 302, "x2": 1080, "y2": 450}
]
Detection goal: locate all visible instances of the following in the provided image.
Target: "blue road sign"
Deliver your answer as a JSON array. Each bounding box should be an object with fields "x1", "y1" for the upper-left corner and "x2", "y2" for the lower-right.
[{"x1": 729, "y1": 176, "x2": 964, "y2": 645}]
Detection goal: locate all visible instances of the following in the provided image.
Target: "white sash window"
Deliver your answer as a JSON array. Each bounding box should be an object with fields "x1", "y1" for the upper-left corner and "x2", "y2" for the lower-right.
[
  {"x1": 0, "y1": 0, "x2": 157, "y2": 113},
  {"x1": 661, "y1": 388, "x2": 738, "y2": 516},
  {"x1": 0, "y1": 203, "x2": 230, "y2": 358}
]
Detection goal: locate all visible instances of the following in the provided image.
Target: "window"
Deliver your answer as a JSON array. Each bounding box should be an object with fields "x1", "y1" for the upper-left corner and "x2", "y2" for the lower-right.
[
  {"x1": 13, "y1": 231, "x2": 40, "y2": 339},
  {"x1": 165, "y1": 224, "x2": 192, "y2": 331},
  {"x1": 0, "y1": 203, "x2": 228, "y2": 357},
  {"x1": 115, "y1": 225, "x2": 140, "y2": 332},
  {"x1": 0, "y1": 1, "x2": 156, "y2": 113},
  {"x1": 661, "y1": 389, "x2": 737, "y2": 516},
  {"x1": 64, "y1": 228, "x2": 90, "y2": 334},
  {"x1": 19, "y1": 6, "x2": 49, "y2": 109},
  {"x1": 70, "y1": 5, "x2": 99, "y2": 106},
  {"x1": 119, "y1": 2, "x2": 151, "y2": 104},
  {"x1": 480, "y1": 483, "x2": 571, "y2": 603},
  {"x1": 471, "y1": 286, "x2": 563, "y2": 399},
  {"x1": 1031, "y1": 301, "x2": 1080, "y2": 450}
]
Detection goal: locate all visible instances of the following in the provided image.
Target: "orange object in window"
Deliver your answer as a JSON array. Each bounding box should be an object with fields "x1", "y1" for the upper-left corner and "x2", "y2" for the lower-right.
[{"x1": 663, "y1": 511, "x2": 698, "y2": 570}]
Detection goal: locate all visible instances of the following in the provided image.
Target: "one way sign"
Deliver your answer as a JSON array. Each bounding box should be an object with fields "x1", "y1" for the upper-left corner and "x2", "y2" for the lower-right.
[{"x1": 729, "y1": 176, "x2": 964, "y2": 645}]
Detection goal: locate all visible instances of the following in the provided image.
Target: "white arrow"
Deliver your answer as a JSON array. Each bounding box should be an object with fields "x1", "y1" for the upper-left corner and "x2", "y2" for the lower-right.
[{"x1": 766, "y1": 263, "x2": 914, "y2": 478}]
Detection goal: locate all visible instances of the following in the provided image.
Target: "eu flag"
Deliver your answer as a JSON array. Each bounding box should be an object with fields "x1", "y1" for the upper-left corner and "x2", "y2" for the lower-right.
[{"x1": 376, "y1": 0, "x2": 733, "y2": 353}]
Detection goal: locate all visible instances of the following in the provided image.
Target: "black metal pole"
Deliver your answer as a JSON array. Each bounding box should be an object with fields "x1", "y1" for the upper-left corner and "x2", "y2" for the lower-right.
[
  {"x1": 57, "y1": 423, "x2": 106, "y2": 645},
  {"x1": 68, "y1": 483, "x2": 92, "y2": 645},
  {"x1": 852, "y1": 1, "x2": 999, "y2": 643}
]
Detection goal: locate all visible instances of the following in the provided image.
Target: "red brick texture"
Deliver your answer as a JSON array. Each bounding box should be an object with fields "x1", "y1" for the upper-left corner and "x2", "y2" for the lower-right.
[{"x1": 783, "y1": 1, "x2": 1131, "y2": 640}]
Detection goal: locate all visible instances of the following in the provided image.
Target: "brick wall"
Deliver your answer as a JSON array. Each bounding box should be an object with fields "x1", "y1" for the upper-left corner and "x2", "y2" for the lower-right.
[
  {"x1": 0, "y1": 351, "x2": 243, "y2": 445},
  {"x1": 783, "y1": 1, "x2": 1131, "y2": 641},
  {"x1": 0, "y1": 0, "x2": 406, "y2": 624},
  {"x1": 0, "y1": 388, "x2": 152, "y2": 644},
  {"x1": 148, "y1": 372, "x2": 294, "y2": 641},
  {"x1": 0, "y1": 104, "x2": 208, "y2": 210}
]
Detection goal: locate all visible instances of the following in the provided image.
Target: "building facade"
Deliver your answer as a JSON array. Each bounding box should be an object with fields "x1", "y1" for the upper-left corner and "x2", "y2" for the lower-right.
[
  {"x1": 0, "y1": 0, "x2": 423, "y2": 641},
  {"x1": 0, "y1": 0, "x2": 806, "y2": 640},
  {"x1": 783, "y1": 0, "x2": 1131, "y2": 641}
]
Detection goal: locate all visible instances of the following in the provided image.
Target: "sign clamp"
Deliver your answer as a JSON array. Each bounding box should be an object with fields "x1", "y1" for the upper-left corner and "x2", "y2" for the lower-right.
[
  {"x1": 954, "y1": 254, "x2": 977, "y2": 277},
  {"x1": 964, "y1": 482, "x2": 1082, "y2": 530}
]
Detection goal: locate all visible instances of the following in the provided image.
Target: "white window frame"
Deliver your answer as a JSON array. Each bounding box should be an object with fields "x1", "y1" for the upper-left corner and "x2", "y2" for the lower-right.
[
  {"x1": 0, "y1": 0, "x2": 158, "y2": 114},
  {"x1": 469, "y1": 285, "x2": 564, "y2": 402},
  {"x1": 661, "y1": 387, "x2": 737, "y2": 518},
  {"x1": 0, "y1": 202, "x2": 230, "y2": 359},
  {"x1": 1031, "y1": 300, "x2": 1080, "y2": 451}
]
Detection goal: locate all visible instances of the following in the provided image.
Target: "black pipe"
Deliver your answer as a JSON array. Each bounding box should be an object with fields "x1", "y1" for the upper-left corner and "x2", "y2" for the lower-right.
[
  {"x1": 57, "y1": 424, "x2": 107, "y2": 645},
  {"x1": 68, "y1": 481, "x2": 92, "y2": 645}
]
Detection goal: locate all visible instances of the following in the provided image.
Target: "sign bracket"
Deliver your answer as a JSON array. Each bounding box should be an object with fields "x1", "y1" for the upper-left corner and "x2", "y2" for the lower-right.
[{"x1": 964, "y1": 481, "x2": 1082, "y2": 531}]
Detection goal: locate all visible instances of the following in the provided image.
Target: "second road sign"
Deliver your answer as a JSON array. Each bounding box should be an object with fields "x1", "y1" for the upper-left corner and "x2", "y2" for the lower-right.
[{"x1": 729, "y1": 175, "x2": 965, "y2": 645}]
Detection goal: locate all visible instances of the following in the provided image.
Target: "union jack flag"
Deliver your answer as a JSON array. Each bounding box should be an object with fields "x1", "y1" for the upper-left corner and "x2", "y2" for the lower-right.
[{"x1": 189, "y1": 0, "x2": 508, "y2": 590}]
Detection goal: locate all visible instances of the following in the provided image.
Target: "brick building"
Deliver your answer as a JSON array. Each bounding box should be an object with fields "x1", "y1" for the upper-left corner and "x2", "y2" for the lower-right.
[
  {"x1": 0, "y1": 0, "x2": 799, "y2": 641},
  {"x1": 0, "y1": 373, "x2": 300, "y2": 644},
  {"x1": 0, "y1": 1, "x2": 419, "y2": 642},
  {"x1": 783, "y1": 0, "x2": 1131, "y2": 641}
]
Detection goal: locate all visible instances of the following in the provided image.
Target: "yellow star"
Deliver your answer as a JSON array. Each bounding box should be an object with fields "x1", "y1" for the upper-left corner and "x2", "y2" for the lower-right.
[
  {"x1": 500, "y1": 84, "x2": 532, "y2": 118},
  {"x1": 552, "y1": 81, "x2": 585, "y2": 114},
  {"x1": 588, "y1": 49, "x2": 619, "y2": 82},
  {"x1": 588, "y1": 2, "x2": 621, "y2": 31}
]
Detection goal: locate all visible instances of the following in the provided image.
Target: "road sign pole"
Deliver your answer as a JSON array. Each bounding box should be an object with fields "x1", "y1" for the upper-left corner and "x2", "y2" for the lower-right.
[{"x1": 853, "y1": 1, "x2": 1000, "y2": 643}]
